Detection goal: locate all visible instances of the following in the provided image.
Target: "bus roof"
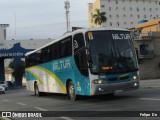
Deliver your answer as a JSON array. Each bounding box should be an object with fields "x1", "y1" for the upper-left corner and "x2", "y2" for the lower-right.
[{"x1": 25, "y1": 28, "x2": 129, "y2": 56}]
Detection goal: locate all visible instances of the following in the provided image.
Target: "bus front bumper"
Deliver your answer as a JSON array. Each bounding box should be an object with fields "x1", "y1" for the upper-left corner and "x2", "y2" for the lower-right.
[{"x1": 91, "y1": 80, "x2": 139, "y2": 95}]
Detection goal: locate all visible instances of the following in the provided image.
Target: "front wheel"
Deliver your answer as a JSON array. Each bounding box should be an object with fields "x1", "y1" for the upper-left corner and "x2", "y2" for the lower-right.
[{"x1": 67, "y1": 81, "x2": 77, "y2": 101}]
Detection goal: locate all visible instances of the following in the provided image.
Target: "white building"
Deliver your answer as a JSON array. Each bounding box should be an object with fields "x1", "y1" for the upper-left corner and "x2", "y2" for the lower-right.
[
  {"x1": 88, "y1": 0, "x2": 160, "y2": 28},
  {"x1": 0, "y1": 24, "x2": 54, "y2": 67}
]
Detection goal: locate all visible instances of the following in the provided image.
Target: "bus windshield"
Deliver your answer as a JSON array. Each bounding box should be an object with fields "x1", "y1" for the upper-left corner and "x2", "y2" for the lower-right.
[{"x1": 87, "y1": 30, "x2": 138, "y2": 74}]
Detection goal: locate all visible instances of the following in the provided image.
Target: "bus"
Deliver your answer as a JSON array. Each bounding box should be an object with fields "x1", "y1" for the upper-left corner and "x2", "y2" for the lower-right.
[{"x1": 25, "y1": 28, "x2": 139, "y2": 101}]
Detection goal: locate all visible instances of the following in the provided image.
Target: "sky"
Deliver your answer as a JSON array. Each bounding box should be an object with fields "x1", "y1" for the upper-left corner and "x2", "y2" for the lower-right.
[{"x1": 0, "y1": 0, "x2": 95, "y2": 40}]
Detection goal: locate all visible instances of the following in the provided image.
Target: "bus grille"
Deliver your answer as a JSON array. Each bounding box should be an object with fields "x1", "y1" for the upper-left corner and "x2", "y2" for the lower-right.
[{"x1": 108, "y1": 76, "x2": 129, "y2": 81}]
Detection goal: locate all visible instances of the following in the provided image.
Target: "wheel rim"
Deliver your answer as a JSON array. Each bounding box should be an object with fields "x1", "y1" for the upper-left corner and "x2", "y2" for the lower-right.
[{"x1": 69, "y1": 84, "x2": 75, "y2": 100}]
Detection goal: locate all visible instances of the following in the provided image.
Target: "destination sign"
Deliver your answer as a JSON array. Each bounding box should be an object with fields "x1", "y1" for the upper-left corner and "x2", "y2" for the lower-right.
[{"x1": 112, "y1": 34, "x2": 131, "y2": 40}]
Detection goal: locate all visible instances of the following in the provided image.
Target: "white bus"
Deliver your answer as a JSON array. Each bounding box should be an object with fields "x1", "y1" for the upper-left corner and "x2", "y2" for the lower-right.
[{"x1": 25, "y1": 28, "x2": 139, "y2": 101}]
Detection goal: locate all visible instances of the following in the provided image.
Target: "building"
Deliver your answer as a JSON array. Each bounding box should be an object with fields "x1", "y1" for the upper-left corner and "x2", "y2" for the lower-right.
[
  {"x1": 131, "y1": 19, "x2": 160, "y2": 79},
  {"x1": 0, "y1": 24, "x2": 54, "y2": 83},
  {"x1": 88, "y1": 0, "x2": 160, "y2": 28}
]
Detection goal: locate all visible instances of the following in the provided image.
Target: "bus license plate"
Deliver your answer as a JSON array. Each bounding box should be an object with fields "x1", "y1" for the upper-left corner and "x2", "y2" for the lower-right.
[{"x1": 115, "y1": 90, "x2": 123, "y2": 93}]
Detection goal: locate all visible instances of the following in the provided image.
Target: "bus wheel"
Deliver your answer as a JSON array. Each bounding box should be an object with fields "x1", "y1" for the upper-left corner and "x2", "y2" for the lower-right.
[
  {"x1": 107, "y1": 93, "x2": 114, "y2": 97},
  {"x1": 34, "y1": 83, "x2": 41, "y2": 97},
  {"x1": 67, "y1": 81, "x2": 77, "y2": 101}
]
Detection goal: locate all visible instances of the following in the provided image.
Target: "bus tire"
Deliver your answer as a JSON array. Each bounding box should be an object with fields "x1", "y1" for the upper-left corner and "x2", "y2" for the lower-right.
[
  {"x1": 67, "y1": 81, "x2": 77, "y2": 101},
  {"x1": 34, "y1": 83, "x2": 42, "y2": 97},
  {"x1": 107, "y1": 93, "x2": 114, "y2": 97}
]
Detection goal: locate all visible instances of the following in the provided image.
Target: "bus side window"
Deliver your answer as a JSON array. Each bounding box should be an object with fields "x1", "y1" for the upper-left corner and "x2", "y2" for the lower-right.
[
  {"x1": 73, "y1": 33, "x2": 85, "y2": 53},
  {"x1": 59, "y1": 37, "x2": 72, "y2": 58},
  {"x1": 73, "y1": 33, "x2": 89, "y2": 77},
  {"x1": 49, "y1": 43, "x2": 59, "y2": 61},
  {"x1": 41, "y1": 47, "x2": 50, "y2": 63}
]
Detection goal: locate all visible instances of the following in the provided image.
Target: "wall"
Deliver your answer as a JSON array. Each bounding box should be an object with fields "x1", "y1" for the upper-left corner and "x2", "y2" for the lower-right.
[
  {"x1": 89, "y1": 0, "x2": 160, "y2": 28},
  {"x1": 134, "y1": 39, "x2": 160, "y2": 79}
]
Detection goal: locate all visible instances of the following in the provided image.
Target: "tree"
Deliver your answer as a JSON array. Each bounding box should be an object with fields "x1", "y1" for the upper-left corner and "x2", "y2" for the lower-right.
[
  {"x1": 8, "y1": 61, "x2": 14, "y2": 69},
  {"x1": 93, "y1": 9, "x2": 107, "y2": 26},
  {"x1": 8, "y1": 61, "x2": 25, "y2": 86}
]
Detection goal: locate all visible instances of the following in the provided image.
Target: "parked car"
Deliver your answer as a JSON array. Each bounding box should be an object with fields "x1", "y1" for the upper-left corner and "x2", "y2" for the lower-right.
[
  {"x1": 0, "y1": 85, "x2": 5, "y2": 94},
  {"x1": 0, "y1": 81, "x2": 8, "y2": 90}
]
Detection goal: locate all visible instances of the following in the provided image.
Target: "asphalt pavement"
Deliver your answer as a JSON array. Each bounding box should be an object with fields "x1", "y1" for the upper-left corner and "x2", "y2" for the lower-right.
[
  {"x1": 140, "y1": 79, "x2": 160, "y2": 88},
  {"x1": 0, "y1": 79, "x2": 160, "y2": 120}
]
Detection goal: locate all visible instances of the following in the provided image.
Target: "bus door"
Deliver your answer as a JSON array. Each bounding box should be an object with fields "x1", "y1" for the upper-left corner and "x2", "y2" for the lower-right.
[{"x1": 73, "y1": 33, "x2": 89, "y2": 95}]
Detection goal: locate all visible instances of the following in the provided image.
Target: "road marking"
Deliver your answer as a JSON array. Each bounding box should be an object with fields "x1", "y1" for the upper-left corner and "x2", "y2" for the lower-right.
[
  {"x1": 34, "y1": 107, "x2": 48, "y2": 111},
  {"x1": 2, "y1": 99, "x2": 10, "y2": 102},
  {"x1": 140, "y1": 98, "x2": 160, "y2": 101},
  {"x1": 60, "y1": 117, "x2": 74, "y2": 120},
  {"x1": 17, "y1": 102, "x2": 26, "y2": 106}
]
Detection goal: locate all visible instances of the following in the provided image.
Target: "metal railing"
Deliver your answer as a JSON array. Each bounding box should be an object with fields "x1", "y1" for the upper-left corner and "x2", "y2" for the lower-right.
[
  {"x1": 133, "y1": 32, "x2": 160, "y2": 40},
  {"x1": 139, "y1": 50, "x2": 154, "y2": 59}
]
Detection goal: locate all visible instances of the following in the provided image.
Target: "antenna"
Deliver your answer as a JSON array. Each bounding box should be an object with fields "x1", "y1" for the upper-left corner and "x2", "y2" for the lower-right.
[
  {"x1": 14, "y1": 11, "x2": 17, "y2": 40},
  {"x1": 64, "y1": 0, "x2": 70, "y2": 32}
]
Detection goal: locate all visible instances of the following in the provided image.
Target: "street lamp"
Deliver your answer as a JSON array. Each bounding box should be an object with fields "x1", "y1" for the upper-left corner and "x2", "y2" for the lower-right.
[{"x1": 64, "y1": 0, "x2": 70, "y2": 32}]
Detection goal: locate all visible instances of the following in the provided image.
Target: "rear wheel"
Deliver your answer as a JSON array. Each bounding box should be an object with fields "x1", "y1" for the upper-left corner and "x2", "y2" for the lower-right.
[{"x1": 67, "y1": 81, "x2": 77, "y2": 101}]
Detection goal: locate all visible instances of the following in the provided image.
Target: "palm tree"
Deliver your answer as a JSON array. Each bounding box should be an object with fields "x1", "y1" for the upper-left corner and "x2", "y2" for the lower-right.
[{"x1": 93, "y1": 9, "x2": 107, "y2": 26}]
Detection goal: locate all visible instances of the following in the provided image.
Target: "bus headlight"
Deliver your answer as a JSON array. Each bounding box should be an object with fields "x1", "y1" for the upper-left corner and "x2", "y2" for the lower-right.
[
  {"x1": 132, "y1": 75, "x2": 139, "y2": 80},
  {"x1": 92, "y1": 79, "x2": 107, "y2": 84}
]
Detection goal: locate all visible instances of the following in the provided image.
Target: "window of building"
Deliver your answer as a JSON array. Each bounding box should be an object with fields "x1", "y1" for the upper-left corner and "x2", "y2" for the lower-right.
[
  {"x1": 101, "y1": 5, "x2": 105, "y2": 8},
  {"x1": 91, "y1": 19, "x2": 93, "y2": 23},
  {"x1": 130, "y1": 14, "x2": 133, "y2": 18},
  {"x1": 109, "y1": 14, "x2": 112, "y2": 18},
  {"x1": 123, "y1": 7, "x2": 125, "y2": 11},
  {"x1": 130, "y1": 7, "x2": 132, "y2": 11},
  {"x1": 116, "y1": 0, "x2": 118, "y2": 4},
  {"x1": 144, "y1": 15, "x2": 146, "y2": 19},
  {"x1": 117, "y1": 22, "x2": 119, "y2": 26},
  {"x1": 138, "y1": 15, "x2": 140, "y2": 18},
  {"x1": 124, "y1": 14, "x2": 126, "y2": 17},
  {"x1": 155, "y1": 1, "x2": 157, "y2": 5},
  {"x1": 150, "y1": 15, "x2": 152, "y2": 18},
  {"x1": 156, "y1": 8, "x2": 158, "y2": 11},
  {"x1": 157, "y1": 15, "x2": 159, "y2": 18},
  {"x1": 110, "y1": 22, "x2": 112, "y2": 26},
  {"x1": 150, "y1": 8, "x2": 152, "y2": 11},
  {"x1": 116, "y1": 14, "x2": 119, "y2": 18},
  {"x1": 116, "y1": 7, "x2": 118, "y2": 10},
  {"x1": 143, "y1": 7, "x2": 146, "y2": 11},
  {"x1": 137, "y1": 7, "x2": 139, "y2": 12},
  {"x1": 109, "y1": 7, "x2": 111, "y2": 11},
  {"x1": 131, "y1": 22, "x2": 133, "y2": 24}
]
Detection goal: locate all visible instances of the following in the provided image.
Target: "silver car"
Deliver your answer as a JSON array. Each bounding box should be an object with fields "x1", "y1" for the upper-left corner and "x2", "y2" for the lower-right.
[
  {"x1": 0, "y1": 85, "x2": 5, "y2": 94},
  {"x1": 0, "y1": 81, "x2": 8, "y2": 90}
]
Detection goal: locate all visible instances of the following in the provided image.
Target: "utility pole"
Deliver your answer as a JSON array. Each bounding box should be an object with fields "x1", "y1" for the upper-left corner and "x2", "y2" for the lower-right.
[{"x1": 64, "y1": 0, "x2": 70, "y2": 32}]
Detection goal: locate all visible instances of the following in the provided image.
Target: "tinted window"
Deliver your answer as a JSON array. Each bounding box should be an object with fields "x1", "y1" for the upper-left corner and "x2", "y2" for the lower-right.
[
  {"x1": 48, "y1": 42, "x2": 60, "y2": 61},
  {"x1": 59, "y1": 37, "x2": 72, "y2": 58},
  {"x1": 73, "y1": 33, "x2": 85, "y2": 53},
  {"x1": 73, "y1": 33, "x2": 88, "y2": 77}
]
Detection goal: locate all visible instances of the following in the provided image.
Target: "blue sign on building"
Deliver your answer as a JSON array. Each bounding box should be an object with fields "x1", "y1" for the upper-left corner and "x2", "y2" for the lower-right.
[{"x1": 0, "y1": 43, "x2": 34, "y2": 82}]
